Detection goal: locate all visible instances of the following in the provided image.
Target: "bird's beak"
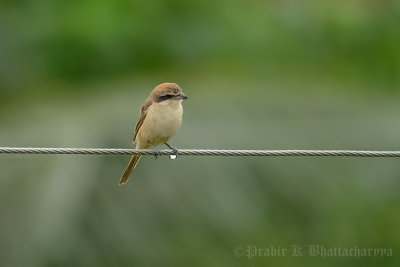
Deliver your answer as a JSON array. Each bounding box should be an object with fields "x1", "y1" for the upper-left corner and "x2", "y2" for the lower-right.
[{"x1": 176, "y1": 93, "x2": 188, "y2": 100}]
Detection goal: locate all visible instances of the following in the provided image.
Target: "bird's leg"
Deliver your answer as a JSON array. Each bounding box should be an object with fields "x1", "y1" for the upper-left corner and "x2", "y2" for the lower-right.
[
  {"x1": 165, "y1": 143, "x2": 179, "y2": 159},
  {"x1": 150, "y1": 143, "x2": 161, "y2": 160},
  {"x1": 154, "y1": 149, "x2": 161, "y2": 160}
]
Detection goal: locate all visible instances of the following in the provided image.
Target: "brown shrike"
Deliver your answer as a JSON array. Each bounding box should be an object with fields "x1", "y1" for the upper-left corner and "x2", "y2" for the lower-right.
[{"x1": 119, "y1": 83, "x2": 188, "y2": 185}]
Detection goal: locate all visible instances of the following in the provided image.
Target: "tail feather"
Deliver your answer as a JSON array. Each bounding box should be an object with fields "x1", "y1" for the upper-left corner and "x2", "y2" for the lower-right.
[{"x1": 119, "y1": 155, "x2": 141, "y2": 185}]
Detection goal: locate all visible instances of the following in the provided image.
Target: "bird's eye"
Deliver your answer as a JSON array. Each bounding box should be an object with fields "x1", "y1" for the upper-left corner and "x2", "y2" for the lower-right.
[{"x1": 158, "y1": 94, "x2": 174, "y2": 102}]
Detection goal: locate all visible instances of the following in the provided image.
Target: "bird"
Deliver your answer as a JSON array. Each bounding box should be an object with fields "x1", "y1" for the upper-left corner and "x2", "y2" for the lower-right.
[{"x1": 119, "y1": 83, "x2": 188, "y2": 185}]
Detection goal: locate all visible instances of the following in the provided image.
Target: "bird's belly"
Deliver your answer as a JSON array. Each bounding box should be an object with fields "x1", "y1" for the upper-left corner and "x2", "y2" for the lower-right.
[
  {"x1": 139, "y1": 102, "x2": 183, "y2": 146},
  {"x1": 147, "y1": 115, "x2": 181, "y2": 145}
]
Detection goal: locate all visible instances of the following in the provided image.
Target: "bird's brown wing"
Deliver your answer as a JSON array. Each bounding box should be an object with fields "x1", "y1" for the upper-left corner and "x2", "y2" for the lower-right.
[{"x1": 133, "y1": 100, "x2": 152, "y2": 142}]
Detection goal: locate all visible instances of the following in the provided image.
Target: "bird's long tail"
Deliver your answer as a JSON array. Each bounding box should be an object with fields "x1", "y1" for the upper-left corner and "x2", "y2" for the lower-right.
[{"x1": 119, "y1": 154, "x2": 141, "y2": 185}]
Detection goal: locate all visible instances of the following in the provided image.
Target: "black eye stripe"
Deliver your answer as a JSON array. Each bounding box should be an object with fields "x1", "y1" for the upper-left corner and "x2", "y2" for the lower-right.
[{"x1": 158, "y1": 94, "x2": 174, "y2": 102}]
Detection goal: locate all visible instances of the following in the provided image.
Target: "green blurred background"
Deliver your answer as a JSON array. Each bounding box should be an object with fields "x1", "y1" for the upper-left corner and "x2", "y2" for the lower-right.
[{"x1": 1, "y1": 0, "x2": 399, "y2": 266}]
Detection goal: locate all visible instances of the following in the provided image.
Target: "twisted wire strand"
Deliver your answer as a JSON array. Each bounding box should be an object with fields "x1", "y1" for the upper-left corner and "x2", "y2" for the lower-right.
[{"x1": 0, "y1": 147, "x2": 400, "y2": 157}]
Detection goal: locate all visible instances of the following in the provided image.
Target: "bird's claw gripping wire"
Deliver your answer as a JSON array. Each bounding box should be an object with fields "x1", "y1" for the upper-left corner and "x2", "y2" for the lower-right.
[
  {"x1": 153, "y1": 148, "x2": 161, "y2": 160},
  {"x1": 166, "y1": 143, "x2": 179, "y2": 159}
]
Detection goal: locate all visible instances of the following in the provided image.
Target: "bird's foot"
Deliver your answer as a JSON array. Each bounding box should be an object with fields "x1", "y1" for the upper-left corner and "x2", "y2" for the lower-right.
[
  {"x1": 165, "y1": 143, "x2": 179, "y2": 160},
  {"x1": 153, "y1": 147, "x2": 161, "y2": 160}
]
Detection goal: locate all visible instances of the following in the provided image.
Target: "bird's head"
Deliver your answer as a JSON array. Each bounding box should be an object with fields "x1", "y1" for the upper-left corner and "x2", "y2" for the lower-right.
[{"x1": 152, "y1": 83, "x2": 188, "y2": 103}]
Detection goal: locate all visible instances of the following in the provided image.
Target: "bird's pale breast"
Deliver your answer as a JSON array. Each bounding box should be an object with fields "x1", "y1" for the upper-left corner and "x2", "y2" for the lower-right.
[{"x1": 137, "y1": 100, "x2": 183, "y2": 146}]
